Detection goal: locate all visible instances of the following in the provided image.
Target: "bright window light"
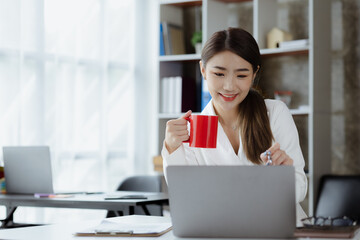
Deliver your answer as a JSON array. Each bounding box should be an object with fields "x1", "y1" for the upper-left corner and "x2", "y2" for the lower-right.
[{"x1": 0, "y1": 0, "x2": 136, "y2": 223}]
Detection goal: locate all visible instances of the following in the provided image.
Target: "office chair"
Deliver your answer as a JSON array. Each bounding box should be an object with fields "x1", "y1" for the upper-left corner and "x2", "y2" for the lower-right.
[
  {"x1": 106, "y1": 175, "x2": 163, "y2": 218},
  {"x1": 315, "y1": 175, "x2": 360, "y2": 222}
]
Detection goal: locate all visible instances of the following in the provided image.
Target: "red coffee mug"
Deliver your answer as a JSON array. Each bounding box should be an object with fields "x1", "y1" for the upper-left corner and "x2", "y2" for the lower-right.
[{"x1": 184, "y1": 114, "x2": 218, "y2": 148}]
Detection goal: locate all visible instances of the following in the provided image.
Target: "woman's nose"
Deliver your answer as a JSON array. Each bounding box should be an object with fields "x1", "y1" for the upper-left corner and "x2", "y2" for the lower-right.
[{"x1": 223, "y1": 76, "x2": 235, "y2": 91}]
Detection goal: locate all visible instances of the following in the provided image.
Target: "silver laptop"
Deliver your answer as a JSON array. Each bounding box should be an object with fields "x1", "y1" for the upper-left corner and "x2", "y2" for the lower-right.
[
  {"x1": 166, "y1": 165, "x2": 296, "y2": 238},
  {"x1": 3, "y1": 146, "x2": 54, "y2": 194}
]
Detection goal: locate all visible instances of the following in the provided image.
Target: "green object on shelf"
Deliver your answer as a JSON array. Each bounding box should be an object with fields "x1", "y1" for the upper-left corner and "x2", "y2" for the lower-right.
[{"x1": 191, "y1": 31, "x2": 202, "y2": 47}]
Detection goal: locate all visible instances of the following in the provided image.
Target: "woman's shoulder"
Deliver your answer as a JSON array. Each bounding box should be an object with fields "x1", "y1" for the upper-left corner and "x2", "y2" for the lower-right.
[{"x1": 264, "y1": 99, "x2": 290, "y2": 116}]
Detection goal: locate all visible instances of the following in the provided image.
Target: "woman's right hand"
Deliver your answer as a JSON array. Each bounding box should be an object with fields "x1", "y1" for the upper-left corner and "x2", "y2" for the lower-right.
[{"x1": 164, "y1": 110, "x2": 192, "y2": 154}]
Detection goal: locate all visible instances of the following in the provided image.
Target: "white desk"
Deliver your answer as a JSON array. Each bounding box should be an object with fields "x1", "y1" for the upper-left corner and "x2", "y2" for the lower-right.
[
  {"x1": 0, "y1": 191, "x2": 168, "y2": 227},
  {"x1": 0, "y1": 217, "x2": 359, "y2": 240}
]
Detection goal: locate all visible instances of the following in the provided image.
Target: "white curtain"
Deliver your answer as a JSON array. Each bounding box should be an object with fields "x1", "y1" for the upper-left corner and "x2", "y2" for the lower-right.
[{"x1": 0, "y1": 0, "x2": 140, "y2": 223}]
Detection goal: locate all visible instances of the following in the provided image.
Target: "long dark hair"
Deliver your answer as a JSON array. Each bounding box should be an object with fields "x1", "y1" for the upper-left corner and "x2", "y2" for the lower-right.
[{"x1": 201, "y1": 27, "x2": 273, "y2": 164}]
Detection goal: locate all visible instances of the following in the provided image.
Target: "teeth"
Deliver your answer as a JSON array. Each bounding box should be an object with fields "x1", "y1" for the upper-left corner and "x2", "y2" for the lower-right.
[{"x1": 222, "y1": 94, "x2": 236, "y2": 98}]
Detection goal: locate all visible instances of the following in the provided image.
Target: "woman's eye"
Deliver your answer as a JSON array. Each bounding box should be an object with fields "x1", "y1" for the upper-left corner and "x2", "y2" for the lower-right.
[
  {"x1": 214, "y1": 72, "x2": 224, "y2": 77},
  {"x1": 237, "y1": 75, "x2": 247, "y2": 78}
]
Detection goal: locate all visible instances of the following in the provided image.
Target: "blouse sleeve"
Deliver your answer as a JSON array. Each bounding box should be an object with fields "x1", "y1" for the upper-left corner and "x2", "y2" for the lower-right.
[
  {"x1": 268, "y1": 100, "x2": 308, "y2": 203},
  {"x1": 161, "y1": 141, "x2": 198, "y2": 182}
]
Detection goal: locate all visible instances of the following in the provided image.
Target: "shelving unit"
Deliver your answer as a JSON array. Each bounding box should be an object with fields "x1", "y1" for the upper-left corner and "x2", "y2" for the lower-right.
[{"x1": 155, "y1": 0, "x2": 331, "y2": 216}]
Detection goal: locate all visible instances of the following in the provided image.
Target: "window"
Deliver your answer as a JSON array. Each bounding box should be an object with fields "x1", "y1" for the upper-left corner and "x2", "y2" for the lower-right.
[{"x1": 0, "y1": 0, "x2": 139, "y2": 223}]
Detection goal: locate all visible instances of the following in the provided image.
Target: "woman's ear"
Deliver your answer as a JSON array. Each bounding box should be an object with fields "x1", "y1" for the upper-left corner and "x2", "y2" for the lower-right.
[{"x1": 199, "y1": 61, "x2": 206, "y2": 80}]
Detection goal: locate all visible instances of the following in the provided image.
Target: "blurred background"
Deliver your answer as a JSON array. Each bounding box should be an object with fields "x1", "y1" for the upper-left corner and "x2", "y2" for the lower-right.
[{"x1": 0, "y1": 0, "x2": 359, "y2": 225}]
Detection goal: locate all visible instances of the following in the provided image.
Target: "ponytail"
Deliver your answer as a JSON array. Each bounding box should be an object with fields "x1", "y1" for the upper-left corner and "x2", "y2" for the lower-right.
[{"x1": 238, "y1": 89, "x2": 273, "y2": 164}]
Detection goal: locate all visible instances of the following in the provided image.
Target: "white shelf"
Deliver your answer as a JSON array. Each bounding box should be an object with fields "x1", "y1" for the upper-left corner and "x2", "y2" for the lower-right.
[
  {"x1": 159, "y1": 112, "x2": 198, "y2": 119},
  {"x1": 289, "y1": 106, "x2": 310, "y2": 115},
  {"x1": 158, "y1": 48, "x2": 308, "y2": 62},
  {"x1": 159, "y1": 54, "x2": 201, "y2": 62},
  {"x1": 160, "y1": 0, "x2": 201, "y2": 5},
  {"x1": 158, "y1": 113, "x2": 181, "y2": 119},
  {"x1": 260, "y1": 46, "x2": 309, "y2": 56}
]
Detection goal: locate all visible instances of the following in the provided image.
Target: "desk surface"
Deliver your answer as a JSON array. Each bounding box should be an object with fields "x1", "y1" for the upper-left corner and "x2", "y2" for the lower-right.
[
  {"x1": 0, "y1": 216, "x2": 359, "y2": 240},
  {"x1": 0, "y1": 191, "x2": 169, "y2": 211}
]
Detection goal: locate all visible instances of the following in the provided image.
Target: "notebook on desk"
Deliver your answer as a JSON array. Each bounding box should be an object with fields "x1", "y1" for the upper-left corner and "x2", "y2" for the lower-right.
[
  {"x1": 3, "y1": 146, "x2": 55, "y2": 194},
  {"x1": 166, "y1": 165, "x2": 296, "y2": 238}
]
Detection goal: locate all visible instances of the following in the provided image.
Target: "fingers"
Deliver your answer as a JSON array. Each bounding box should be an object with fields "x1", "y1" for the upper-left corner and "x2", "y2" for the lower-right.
[
  {"x1": 182, "y1": 110, "x2": 192, "y2": 119},
  {"x1": 261, "y1": 142, "x2": 293, "y2": 166},
  {"x1": 268, "y1": 142, "x2": 280, "y2": 153},
  {"x1": 167, "y1": 120, "x2": 188, "y2": 131},
  {"x1": 164, "y1": 110, "x2": 192, "y2": 154},
  {"x1": 260, "y1": 151, "x2": 268, "y2": 163}
]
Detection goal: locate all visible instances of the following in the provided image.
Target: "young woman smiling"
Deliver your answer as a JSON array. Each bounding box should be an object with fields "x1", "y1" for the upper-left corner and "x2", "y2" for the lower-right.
[{"x1": 162, "y1": 28, "x2": 307, "y2": 225}]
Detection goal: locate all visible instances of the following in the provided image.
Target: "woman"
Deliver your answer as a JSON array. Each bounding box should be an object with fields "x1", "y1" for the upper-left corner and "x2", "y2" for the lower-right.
[{"x1": 162, "y1": 27, "x2": 307, "y2": 225}]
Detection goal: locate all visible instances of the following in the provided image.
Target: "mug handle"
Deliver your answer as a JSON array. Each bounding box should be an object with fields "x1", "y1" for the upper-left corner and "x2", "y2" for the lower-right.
[{"x1": 183, "y1": 116, "x2": 191, "y2": 143}]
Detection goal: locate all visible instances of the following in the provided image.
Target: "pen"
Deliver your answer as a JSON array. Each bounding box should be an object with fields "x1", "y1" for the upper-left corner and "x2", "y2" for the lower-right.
[
  {"x1": 34, "y1": 193, "x2": 72, "y2": 198},
  {"x1": 34, "y1": 193, "x2": 57, "y2": 198}
]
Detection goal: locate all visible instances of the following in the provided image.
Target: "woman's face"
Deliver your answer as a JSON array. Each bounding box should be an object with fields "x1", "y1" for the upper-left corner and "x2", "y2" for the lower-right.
[{"x1": 200, "y1": 50, "x2": 257, "y2": 114}]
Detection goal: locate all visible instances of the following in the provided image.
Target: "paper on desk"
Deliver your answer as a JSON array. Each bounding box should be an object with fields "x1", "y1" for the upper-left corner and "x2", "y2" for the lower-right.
[
  {"x1": 75, "y1": 215, "x2": 172, "y2": 236},
  {"x1": 95, "y1": 222, "x2": 171, "y2": 234}
]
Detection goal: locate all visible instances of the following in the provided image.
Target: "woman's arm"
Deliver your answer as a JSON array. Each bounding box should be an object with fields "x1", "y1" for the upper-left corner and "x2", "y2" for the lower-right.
[{"x1": 266, "y1": 100, "x2": 308, "y2": 203}]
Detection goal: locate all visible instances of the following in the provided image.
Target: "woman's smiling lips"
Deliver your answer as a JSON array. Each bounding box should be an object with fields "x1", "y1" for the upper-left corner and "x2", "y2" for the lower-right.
[{"x1": 219, "y1": 93, "x2": 238, "y2": 102}]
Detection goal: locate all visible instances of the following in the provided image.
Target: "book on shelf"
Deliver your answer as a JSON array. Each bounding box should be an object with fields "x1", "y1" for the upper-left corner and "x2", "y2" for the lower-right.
[
  {"x1": 174, "y1": 76, "x2": 182, "y2": 113},
  {"x1": 168, "y1": 77, "x2": 175, "y2": 113},
  {"x1": 278, "y1": 39, "x2": 309, "y2": 49},
  {"x1": 159, "y1": 23, "x2": 165, "y2": 56},
  {"x1": 160, "y1": 77, "x2": 169, "y2": 113},
  {"x1": 181, "y1": 76, "x2": 196, "y2": 113},
  {"x1": 160, "y1": 22, "x2": 185, "y2": 55},
  {"x1": 201, "y1": 77, "x2": 212, "y2": 111},
  {"x1": 161, "y1": 22, "x2": 171, "y2": 55},
  {"x1": 160, "y1": 76, "x2": 182, "y2": 114},
  {"x1": 160, "y1": 76, "x2": 196, "y2": 114},
  {"x1": 168, "y1": 24, "x2": 185, "y2": 55}
]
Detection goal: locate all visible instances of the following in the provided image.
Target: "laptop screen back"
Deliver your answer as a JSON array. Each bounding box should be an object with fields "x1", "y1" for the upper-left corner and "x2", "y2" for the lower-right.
[
  {"x1": 3, "y1": 146, "x2": 54, "y2": 194},
  {"x1": 166, "y1": 165, "x2": 296, "y2": 238}
]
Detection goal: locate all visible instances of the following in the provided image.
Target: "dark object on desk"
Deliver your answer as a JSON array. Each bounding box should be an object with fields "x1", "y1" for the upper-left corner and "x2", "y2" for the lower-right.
[
  {"x1": 294, "y1": 225, "x2": 360, "y2": 238},
  {"x1": 106, "y1": 175, "x2": 163, "y2": 218},
  {"x1": 104, "y1": 195, "x2": 148, "y2": 200},
  {"x1": 315, "y1": 175, "x2": 360, "y2": 222}
]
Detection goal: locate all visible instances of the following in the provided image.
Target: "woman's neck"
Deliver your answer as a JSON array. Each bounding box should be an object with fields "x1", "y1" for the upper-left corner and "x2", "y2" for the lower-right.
[{"x1": 213, "y1": 103, "x2": 239, "y2": 130}]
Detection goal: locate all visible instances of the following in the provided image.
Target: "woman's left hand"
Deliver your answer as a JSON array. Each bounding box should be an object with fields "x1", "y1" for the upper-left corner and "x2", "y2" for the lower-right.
[{"x1": 260, "y1": 142, "x2": 293, "y2": 166}]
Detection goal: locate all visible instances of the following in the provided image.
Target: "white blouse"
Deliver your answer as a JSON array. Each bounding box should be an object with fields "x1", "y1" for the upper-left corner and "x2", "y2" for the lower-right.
[{"x1": 162, "y1": 99, "x2": 308, "y2": 225}]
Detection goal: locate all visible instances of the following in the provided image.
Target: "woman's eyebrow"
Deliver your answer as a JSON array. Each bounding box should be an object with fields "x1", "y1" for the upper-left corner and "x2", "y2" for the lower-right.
[
  {"x1": 212, "y1": 66, "x2": 227, "y2": 70},
  {"x1": 212, "y1": 66, "x2": 249, "y2": 72},
  {"x1": 235, "y1": 68, "x2": 250, "y2": 72}
]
